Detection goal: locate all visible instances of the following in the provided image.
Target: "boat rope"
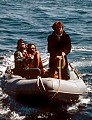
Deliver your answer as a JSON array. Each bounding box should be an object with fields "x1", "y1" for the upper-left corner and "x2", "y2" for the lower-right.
[
  {"x1": 37, "y1": 76, "x2": 46, "y2": 93},
  {"x1": 50, "y1": 57, "x2": 62, "y2": 99},
  {"x1": 58, "y1": 56, "x2": 62, "y2": 79},
  {"x1": 50, "y1": 79, "x2": 61, "y2": 99}
]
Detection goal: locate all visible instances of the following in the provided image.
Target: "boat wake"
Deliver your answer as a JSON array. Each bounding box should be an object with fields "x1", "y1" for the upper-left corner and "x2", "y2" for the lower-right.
[{"x1": 0, "y1": 89, "x2": 90, "y2": 120}]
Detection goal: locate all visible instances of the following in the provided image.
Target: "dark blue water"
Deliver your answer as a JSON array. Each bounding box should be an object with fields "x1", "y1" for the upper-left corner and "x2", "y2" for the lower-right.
[{"x1": 0, "y1": 0, "x2": 92, "y2": 119}]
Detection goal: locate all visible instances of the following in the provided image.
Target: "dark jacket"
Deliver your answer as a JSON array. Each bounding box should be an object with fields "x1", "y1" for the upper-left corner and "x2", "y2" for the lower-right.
[
  {"x1": 47, "y1": 31, "x2": 71, "y2": 71},
  {"x1": 48, "y1": 31, "x2": 71, "y2": 56}
]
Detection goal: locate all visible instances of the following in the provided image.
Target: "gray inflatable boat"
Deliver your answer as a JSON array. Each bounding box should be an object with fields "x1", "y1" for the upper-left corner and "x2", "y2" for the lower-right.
[{"x1": 1, "y1": 63, "x2": 87, "y2": 103}]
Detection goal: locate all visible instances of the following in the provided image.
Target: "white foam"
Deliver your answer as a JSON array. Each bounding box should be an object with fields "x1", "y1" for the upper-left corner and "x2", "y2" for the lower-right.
[{"x1": 72, "y1": 46, "x2": 92, "y2": 52}]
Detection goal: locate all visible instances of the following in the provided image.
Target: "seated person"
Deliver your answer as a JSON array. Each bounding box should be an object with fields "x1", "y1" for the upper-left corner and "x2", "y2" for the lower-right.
[
  {"x1": 26, "y1": 43, "x2": 46, "y2": 78},
  {"x1": 13, "y1": 39, "x2": 28, "y2": 77}
]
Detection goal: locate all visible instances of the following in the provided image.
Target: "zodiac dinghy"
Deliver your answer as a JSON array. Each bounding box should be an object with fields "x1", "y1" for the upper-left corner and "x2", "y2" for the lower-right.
[{"x1": 1, "y1": 59, "x2": 87, "y2": 103}]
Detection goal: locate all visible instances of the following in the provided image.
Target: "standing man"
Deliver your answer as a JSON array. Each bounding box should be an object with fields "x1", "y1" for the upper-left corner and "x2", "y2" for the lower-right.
[{"x1": 47, "y1": 21, "x2": 71, "y2": 79}]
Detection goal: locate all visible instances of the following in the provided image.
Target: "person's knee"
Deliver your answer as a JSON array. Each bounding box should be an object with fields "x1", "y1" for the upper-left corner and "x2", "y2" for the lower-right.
[
  {"x1": 32, "y1": 68, "x2": 41, "y2": 75},
  {"x1": 30, "y1": 68, "x2": 41, "y2": 78}
]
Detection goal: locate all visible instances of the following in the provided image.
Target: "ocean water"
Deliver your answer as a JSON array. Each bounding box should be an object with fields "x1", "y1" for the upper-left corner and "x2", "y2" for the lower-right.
[{"x1": 0, "y1": 0, "x2": 92, "y2": 119}]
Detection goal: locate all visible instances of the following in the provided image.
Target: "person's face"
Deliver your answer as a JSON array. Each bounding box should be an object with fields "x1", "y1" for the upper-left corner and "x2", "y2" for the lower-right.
[
  {"x1": 19, "y1": 42, "x2": 26, "y2": 49},
  {"x1": 30, "y1": 45, "x2": 36, "y2": 53},
  {"x1": 55, "y1": 26, "x2": 63, "y2": 35}
]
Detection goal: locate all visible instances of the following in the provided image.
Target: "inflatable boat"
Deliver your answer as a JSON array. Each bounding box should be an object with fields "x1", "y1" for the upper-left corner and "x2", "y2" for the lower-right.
[{"x1": 1, "y1": 61, "x2": 87, "y2": 103}]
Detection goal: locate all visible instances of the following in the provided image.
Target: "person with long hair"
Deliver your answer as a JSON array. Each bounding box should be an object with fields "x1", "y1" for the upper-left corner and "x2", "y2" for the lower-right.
[
  {"x1": 26, "y1": 43, "x2": 46, "y2": 77},
  {"x1": 47, "y1": 21, "x2": 71, "y2": 79}
]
